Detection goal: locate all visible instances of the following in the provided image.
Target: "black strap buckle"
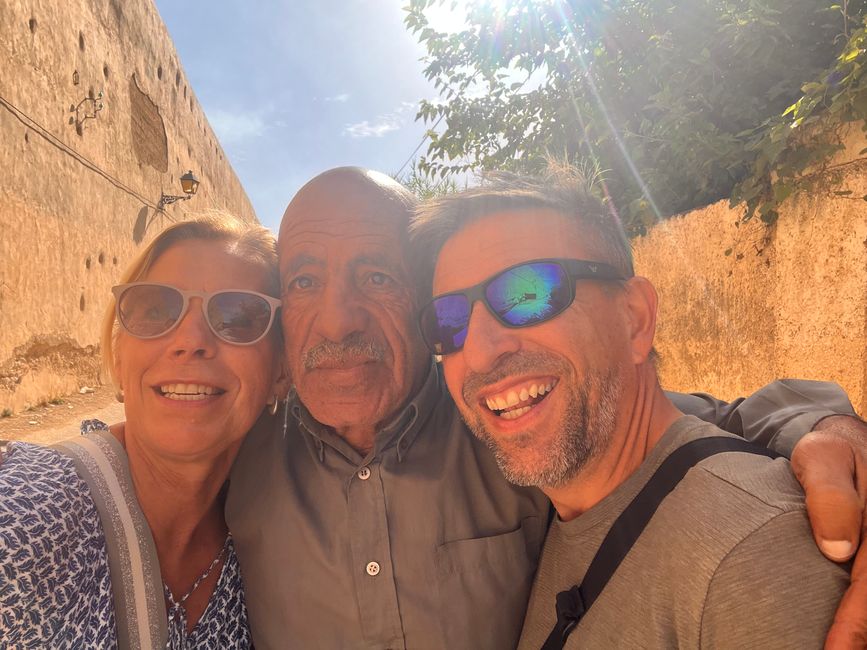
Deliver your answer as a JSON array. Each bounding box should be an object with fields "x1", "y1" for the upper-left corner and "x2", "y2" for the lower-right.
[{"x1": 541, "y1": 586, "x2": 585, "y2": 650}]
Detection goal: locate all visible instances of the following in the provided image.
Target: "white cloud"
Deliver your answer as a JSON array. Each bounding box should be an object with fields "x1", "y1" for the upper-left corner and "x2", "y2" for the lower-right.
[
  {"x1": 343, "y1": 102, "x2": 417, "y2": 139},
  {"x1": 344, "y1": 120, "x2": 400, "y2": 138},
  {"x1": 325, "y1": 93, "x2": 350, "y2": 103},
  {"x1": 207, "y1": 109, "x2": 267, "y2": 145}
]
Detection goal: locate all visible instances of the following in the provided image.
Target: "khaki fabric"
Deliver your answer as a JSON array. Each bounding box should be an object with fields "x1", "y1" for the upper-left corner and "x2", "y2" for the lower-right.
[
  {"x1": 226, "y1": 365, "x2": 852, "y2": 650},
  {"x1": 227, "y1": 365, "x2": 550, "y2": 650},
  {"x1": 518, "y1": 417, "x2": 850, "y2": 650}
]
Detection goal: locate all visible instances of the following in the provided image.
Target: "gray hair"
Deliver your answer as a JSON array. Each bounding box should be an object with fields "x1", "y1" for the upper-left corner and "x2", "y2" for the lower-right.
[{"x1": 409, "y1": 170, "x2": 634, "y2": 299}]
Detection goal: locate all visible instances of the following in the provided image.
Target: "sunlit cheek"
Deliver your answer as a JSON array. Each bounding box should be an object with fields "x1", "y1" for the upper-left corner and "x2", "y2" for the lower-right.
[{"x1": 279, "y1": 306, "x2": 310, "y2": 365}]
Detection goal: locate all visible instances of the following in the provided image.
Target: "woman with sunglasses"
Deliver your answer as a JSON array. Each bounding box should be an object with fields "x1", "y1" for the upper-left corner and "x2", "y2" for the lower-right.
[{"x1": 0, "y1": 215, "x2": 284, "y2": 648}]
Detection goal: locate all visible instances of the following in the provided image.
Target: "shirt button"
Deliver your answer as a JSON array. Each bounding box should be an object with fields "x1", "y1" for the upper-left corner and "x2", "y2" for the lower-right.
[
  {"x1": 357, "y1": 466, "x2": 371, "y2": 480},
  {"x1": 366, "y1": 561, "x2": 380, "y2": 576}
]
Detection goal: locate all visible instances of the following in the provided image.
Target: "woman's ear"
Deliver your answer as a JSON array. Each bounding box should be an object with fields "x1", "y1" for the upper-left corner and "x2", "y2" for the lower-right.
[
  {"x1": 113, "y1": 354, "x2": 124, "y2": 396},
  {"x1": 272, "y1": 359, "x2": 291, "y2": 401},
  {"x1": 622, "y1": 276, "x2": 658, "y2": 365}
]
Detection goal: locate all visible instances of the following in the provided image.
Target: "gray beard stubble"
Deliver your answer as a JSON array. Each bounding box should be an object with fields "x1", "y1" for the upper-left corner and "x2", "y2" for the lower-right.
[{"x1": 461, "y1": 351, "x2": 622, "y2": 489}]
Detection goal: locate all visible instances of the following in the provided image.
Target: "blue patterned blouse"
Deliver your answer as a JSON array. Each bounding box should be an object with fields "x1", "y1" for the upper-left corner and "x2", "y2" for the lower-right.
[{"x1": 0, "y1": 424, "x2": 252, "y2": 649}]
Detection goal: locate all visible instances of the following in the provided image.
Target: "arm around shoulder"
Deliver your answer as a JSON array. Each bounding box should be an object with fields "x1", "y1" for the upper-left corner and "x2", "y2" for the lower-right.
[{"x1": 668, "y1": 379, "x2": 857, "y2": 457}]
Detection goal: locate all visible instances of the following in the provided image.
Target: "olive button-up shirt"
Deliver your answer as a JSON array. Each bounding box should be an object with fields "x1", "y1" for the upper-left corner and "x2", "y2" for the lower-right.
[{"x1": 227, "y1": 366, "x2": 550, "y2": 649}]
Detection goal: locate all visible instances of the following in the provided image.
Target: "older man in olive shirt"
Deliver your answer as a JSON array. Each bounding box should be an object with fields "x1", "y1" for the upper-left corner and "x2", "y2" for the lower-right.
[{"x1": 226, "y1": 167, "x2": 864, "y2": 650}]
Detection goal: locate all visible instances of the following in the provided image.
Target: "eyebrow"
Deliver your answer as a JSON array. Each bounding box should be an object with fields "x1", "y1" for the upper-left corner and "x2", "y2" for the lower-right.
[
  {"x1": 352, "y1": 253, "x2": 406, "y2": 278},
  {"x1": 283, "y1": 254, "x2": 324, "y2": 276}
]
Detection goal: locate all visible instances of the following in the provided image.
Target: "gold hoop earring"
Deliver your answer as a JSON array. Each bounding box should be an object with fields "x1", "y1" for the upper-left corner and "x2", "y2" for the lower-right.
[{"x1": 268, "y1": 396, "x2": 279, "y2": 416}]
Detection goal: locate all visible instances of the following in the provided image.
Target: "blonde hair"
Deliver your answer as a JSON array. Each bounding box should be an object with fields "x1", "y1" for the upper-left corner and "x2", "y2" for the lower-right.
[{"x1": 101, "y1": 213, "x2": 278, "y2": 387}]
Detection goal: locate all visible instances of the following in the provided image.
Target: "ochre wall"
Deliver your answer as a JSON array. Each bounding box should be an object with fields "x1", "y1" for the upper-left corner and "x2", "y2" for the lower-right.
[
  {"x1": 634, "y1": 137, "x2": 867, "y2": 416},
  {"x1": 0, "y1": 0, "x2": 257, "y2": 414}
]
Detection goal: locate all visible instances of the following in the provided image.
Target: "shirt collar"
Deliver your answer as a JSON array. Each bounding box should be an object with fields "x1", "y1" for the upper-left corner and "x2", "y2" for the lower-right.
[{"x1": 290, "y1": 361, "x2": 442, "y2": 463}]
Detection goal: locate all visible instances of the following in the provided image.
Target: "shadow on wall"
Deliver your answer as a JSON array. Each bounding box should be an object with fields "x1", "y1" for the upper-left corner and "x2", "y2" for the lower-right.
[
  {"x1": 133, "y1": 206, "x2": 148, "y2": 243},
  {"x1": 132, "y1": 206, "x2": 175, "y2": 244}
]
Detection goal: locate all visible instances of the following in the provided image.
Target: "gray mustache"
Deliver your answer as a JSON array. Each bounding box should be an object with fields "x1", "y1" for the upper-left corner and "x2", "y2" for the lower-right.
[{"x1": 303, "y1": 333, "x2": 386, "y2": 370}]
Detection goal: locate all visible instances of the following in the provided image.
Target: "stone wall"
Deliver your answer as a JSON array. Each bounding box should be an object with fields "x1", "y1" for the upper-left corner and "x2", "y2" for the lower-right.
[
  {"x1": 0, "y1": 0, "x2": 257, "y2": 414},
  {"x1": 634, "y1": 128, "x2": 867, "y2": 415}
]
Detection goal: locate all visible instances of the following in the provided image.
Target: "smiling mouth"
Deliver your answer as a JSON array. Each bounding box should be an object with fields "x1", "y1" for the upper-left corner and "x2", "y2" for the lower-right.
[
  {"x1": 157, "y1": 383, "x2": 225, "y2": 401},
  {"x1": 482, "y1": 379, "x2": 558, "y2": 420}
]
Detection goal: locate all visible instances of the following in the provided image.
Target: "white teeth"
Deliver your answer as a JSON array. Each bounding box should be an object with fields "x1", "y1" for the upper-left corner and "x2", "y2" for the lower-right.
[
  {"x1": 159, "y1": 383, "x2": 218, "y2": 397},
  {"x1": 482, "y1": 379, "x2": 559, "y2": 414},
  {"x1": 164, "y1": 392, "x2": 209, "y2": 401},
  {"x1": 500, "y1": 405, "x2": 531, "y2": 420}
]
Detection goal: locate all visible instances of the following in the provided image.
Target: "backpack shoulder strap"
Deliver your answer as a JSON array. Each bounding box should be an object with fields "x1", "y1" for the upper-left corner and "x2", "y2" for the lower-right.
[
  {"x1": 53, "y1": 430, "x2": 168, "y2": 650},
  {"x1": 541, "y1": 436, "x2": 781, "y2": 650}
]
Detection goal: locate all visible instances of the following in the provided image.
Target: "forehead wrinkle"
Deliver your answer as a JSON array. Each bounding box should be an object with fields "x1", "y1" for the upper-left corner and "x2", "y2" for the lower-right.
[
  {"x1": 352, "y1": 252, "x2": 406, "y2": 275},
  {"x1": 280, "y1": 225, "x2": 402, "y2": 252},
  {"x1": 281, "y1": 210, "x2": 405, "y2": 236}
]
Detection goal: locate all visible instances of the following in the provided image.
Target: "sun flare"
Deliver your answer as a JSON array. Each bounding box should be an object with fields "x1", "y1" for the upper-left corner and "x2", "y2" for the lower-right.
[{"x1": 423, "y1": 0, "x2": 511, "y2": 34}]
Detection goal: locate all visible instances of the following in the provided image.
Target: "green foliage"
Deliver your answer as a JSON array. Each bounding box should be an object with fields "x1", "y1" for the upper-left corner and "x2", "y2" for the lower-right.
[
  {"x1": 406, "y1": 0, "x2": 866, "y2": 234},
  {"x1": 393, "y1": 160, "x2": 461, "y2": 199},
  {"x1": 732, "y1": 16, "x2": 867, "y2": 224}
]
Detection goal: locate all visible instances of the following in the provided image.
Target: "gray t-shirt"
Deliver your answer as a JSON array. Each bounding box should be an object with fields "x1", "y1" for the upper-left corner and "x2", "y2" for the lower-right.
[{"x1": 518, "y1": 416, "x2": 850, "y2": 650}]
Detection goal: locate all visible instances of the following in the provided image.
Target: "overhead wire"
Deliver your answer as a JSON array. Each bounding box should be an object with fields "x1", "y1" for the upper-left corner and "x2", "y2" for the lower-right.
[
  {"x1": 0, "y1": 91, "x2": 162, "y2": 211},
  {"x1": 396, "y1": 39, "x2": 539, "y2": 180},
  {"x1": 396, "y1": 113, "x2": 445, "y2": 177}
]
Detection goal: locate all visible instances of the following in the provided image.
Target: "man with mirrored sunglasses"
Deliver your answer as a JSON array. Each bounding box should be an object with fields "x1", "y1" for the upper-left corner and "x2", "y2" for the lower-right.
[
  {"x1": 410, "y1": 170, "x2": 866, "y2": 648},
  {"x1": 227, "y1": 166, "x2": 867, "y2": 649}
]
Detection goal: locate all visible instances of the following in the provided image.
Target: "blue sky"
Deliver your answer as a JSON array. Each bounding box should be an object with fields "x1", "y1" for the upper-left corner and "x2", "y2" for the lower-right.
[{"x1": 154, "y1": 1, "x2": 447, "y2": 233}]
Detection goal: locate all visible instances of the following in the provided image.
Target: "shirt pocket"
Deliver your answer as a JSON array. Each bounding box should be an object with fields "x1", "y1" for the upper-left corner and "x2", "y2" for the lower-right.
[{"x1": 435, "y1": 516, "x2": 543, "y2": 650}]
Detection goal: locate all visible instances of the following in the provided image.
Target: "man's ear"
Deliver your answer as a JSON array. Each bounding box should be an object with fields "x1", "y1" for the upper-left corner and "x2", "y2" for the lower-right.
[{"x1": 622, "y1": 276, "x2": 658, "y2": 365}]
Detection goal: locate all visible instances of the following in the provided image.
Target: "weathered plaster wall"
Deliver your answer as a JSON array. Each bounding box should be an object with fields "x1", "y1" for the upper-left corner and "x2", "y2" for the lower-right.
[
  {"x1": 0, "y1": 0, "x2": 257, "y2": 414},
  {"x1": 634, "y1": 136, "x2": 867, "y2": 415}
]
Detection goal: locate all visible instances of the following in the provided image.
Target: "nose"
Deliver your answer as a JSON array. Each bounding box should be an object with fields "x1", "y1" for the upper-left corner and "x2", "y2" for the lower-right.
[
  {"x1": 315, "y1": 277, "x2": 369, "y2": 342},
  {"x1": 168, "y1": 297, "x2": 217, "y2": 359},
  {"x1": 461, "y1": 301, "x2": 520, "y2": 373}
]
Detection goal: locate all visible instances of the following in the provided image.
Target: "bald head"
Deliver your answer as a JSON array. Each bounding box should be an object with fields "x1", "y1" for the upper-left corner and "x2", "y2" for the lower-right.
[{"x1": 279, "y1": 167, "x2": 417, "y2": 244}]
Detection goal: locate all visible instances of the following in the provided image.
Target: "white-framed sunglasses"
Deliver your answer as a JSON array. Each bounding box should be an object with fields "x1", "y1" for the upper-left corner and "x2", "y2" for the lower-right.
[{"x1": 112, "y1": 282, "x2": 282, "y2": 345}]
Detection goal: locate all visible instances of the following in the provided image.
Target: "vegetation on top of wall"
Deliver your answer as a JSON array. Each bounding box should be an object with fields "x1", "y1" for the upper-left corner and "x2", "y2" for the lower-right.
[
  {"x1": 731, "y1": 15, "x2": 867, "y2": 226},
  {"x1": 405, "y1": 0, "x2": 867, "y2": 235}
]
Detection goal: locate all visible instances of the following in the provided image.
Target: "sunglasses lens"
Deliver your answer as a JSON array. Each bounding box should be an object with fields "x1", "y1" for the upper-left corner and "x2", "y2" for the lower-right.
[
  {"x1": 485, "y1": 262, "x2": 570, "y2": 326},
  {"x1": 421, "y1": 293, "x2": 471, "y2": 355},
  {"x1": 117, "y1": 284, "x2": 184, "y2": 338},
  {"x1": 207, "y1": 292, "x2": 274, "y2": 344}
]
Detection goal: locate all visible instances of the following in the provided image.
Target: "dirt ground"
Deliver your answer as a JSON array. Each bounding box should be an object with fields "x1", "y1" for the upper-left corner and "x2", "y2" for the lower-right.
[{"x1": 0, "y1": 384, "x2": 125, "y2": 446}]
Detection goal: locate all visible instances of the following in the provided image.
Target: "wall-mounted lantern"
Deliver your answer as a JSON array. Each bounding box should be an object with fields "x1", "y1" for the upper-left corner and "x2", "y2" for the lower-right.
[
  {"x1": 158, "y1": 170, "x2": 201, "y2": 209},
  {"x1": 70, "y1": 90, "x2": 104, "y2": 133}
]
